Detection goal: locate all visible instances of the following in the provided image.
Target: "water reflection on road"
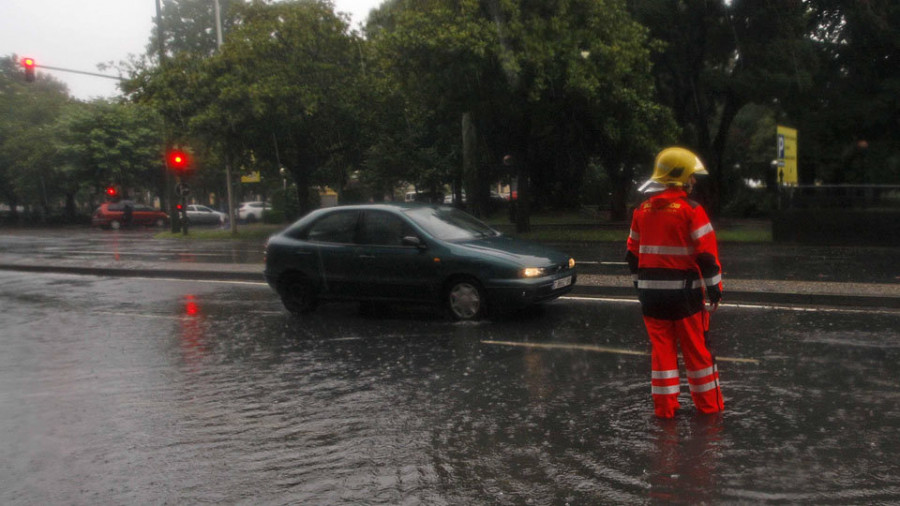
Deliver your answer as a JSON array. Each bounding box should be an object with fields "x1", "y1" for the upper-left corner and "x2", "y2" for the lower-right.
[{"x1": 0, "y1": 272, "x2": 898, "y2": 504}]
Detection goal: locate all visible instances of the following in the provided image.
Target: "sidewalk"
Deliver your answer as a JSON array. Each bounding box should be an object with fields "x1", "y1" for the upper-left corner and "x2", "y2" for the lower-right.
[{"x1": 1, "y1": 252, "x2": 897, "y2": 311}]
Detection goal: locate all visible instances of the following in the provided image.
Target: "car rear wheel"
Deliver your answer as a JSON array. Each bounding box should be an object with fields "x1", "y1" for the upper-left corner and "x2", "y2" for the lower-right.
[
  {"x1": 279, "y1": 274, "x2": 318, "y2": 315},
  {"x1": 446, "y1": 277, "x2": 486, "y2": 321},
  {"x1": 109, "y1": 220, "x2": 121, "y2": 230},
  {"x1": 155, "y1": 218, "x2": 166, "y2": 228}
]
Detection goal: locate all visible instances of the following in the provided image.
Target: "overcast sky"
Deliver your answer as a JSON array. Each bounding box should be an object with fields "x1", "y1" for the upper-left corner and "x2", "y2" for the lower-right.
[{"x1": 1, "y1": 0, "x2": 382, "y2": 101}]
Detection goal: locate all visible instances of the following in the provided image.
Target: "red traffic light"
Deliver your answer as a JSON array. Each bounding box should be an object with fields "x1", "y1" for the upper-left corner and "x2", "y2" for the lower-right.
[
  {"x1": 22, "y1": 57, "x2": 36, "y2": 82},
  {"x1": 176, "y1": 203, "x2": 183, "y2": 210},
  {"x1": 105, "y1": 186, "x2": 117, "y2": 197},
  {"x1": 167, "y1": 150, "x2": 190, "y2": 171}
]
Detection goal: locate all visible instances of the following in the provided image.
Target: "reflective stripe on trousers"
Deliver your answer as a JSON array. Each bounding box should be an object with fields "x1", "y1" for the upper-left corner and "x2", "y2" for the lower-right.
[{"x1": 643, "y1": 312, "x2": 724, "y2": 417}]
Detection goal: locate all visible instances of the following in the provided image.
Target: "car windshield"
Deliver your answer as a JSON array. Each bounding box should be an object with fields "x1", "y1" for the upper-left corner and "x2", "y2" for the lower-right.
[{"x1": 404, "y1": 207, "x2": 499, "y2": 241}]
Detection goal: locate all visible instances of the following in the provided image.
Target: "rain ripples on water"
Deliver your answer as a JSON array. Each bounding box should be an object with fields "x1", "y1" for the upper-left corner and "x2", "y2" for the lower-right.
[{"x1": 1, "y1": 273, "x2": 898, "y2": 504}]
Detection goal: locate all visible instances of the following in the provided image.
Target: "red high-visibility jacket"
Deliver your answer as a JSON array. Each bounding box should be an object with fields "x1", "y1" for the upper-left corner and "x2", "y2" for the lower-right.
[{"x1": 626, "y1": 188, "x2": 722, "y2": 320}]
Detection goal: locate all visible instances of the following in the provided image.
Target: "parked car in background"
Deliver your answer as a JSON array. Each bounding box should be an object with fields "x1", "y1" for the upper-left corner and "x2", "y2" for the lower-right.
[
  {"x1": 185, "y1": 205, "x2": 227, "y2": 226},
  {"x1": 238, "y1": 201, "x2": 271, "y2": 223},
  {"x1": 405, "y1": 191, "x2": 444, "y2": 204},
  {"x1": 264, "y1": 203, "x2": 576, "y2": 320},
  {"x1": 91, "y1": 202, "x2": 169, "y2": 230}
]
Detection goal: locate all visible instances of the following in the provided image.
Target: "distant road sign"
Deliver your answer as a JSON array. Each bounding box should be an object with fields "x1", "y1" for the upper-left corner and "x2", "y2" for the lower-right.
[
  {"x1": 241, "y1": 171, "x2": 261, "y2": 183},
  {"x1": 776, "y1": 125, "x2": 798, "y2": 186}
]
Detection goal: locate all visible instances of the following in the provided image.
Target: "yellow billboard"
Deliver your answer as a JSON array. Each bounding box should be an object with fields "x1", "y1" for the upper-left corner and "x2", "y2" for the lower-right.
[
  {"x1": 776, "y1": 126, "x2": 798, "y2": 186},
  {"x1": 240, "y1": 171, "x2": 261, "y2": 183}
]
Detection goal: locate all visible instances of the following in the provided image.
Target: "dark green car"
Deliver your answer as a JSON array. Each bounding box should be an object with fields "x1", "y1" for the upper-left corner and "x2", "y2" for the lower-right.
[{"x1": 264, "y1": 203, "x2": 576, "y2": 320}]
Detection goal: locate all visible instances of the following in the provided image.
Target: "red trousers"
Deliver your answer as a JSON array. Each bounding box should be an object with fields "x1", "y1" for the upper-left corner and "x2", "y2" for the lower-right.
[{"x1": 644, "y1": 311, "x2": 723, "y2": 418}]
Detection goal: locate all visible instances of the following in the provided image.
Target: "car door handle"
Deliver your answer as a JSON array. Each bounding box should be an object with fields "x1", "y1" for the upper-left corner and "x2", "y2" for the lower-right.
[
  {"x1": 293, "y1": 251, "x2": 313, "y2": 256},
  {"x1": 358, "y1": 254, "x2": 376, "y2": 259}
]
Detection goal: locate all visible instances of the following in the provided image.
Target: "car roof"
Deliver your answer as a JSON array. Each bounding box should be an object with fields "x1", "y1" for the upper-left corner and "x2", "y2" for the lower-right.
[{"x1": 318, "y1": 202, "x2": 445, "y2": 212}]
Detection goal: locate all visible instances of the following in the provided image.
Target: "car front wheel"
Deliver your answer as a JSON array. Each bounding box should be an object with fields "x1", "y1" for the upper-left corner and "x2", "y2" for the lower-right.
[
  {"x1": 446, "y1": 277, "x2": 486, "y2": 321},
  {"x1": 279, "y1": 274, "x2": 318, "y2": 315}
]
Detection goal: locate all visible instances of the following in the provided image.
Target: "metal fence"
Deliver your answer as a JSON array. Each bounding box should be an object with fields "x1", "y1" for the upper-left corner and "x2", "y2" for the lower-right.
[{"x1": 781, "y1": 185, "x2": 900, "y2": 210}]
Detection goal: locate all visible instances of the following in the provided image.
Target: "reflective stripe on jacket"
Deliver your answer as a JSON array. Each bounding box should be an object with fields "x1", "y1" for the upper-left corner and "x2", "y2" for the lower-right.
[{"x1": 626, "y1": 188, "x2": 722, "y2": 320}]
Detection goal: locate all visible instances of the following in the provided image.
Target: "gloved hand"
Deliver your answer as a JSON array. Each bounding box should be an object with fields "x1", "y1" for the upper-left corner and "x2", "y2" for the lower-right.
[{"x1": 707, "y1": 285, "x2": 722, "y2": 304}]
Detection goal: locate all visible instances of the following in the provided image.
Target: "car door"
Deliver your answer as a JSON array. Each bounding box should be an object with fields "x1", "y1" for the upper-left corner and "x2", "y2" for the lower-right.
[
  {"x1": 355, "y1": 210, "x2": 437, "y2": 300},
  {"x1": 304, "y1": 210, "x2": 361, "y2": 297}
]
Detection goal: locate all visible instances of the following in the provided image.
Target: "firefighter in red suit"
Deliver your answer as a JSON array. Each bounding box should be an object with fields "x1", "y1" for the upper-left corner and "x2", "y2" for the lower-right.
[{"x1": 626, "y1": 147, "x2": 724, "y2": 418}]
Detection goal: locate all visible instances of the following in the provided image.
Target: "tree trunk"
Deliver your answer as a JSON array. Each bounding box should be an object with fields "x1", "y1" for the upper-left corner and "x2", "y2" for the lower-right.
[
  {"x1": 707, "y1": 92, "x2": 744, "y2": 216},
  {"x1": 462, "y1": 112, "x2": 480, "y2": 215},
  {"x1": 65, "y1": 193, "x2": 77, "y2": 222}
]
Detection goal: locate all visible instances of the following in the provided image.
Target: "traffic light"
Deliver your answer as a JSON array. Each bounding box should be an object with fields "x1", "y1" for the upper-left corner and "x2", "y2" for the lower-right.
[
  {"x1": 167, "y1": 149, "x2": 189, "y2": 171},
  {"x1": 22, "y1": 57, "x2": 36, "y2": 82},
  {"x1": 105, "y1": 186, "x2": 117, "y2": 198}
]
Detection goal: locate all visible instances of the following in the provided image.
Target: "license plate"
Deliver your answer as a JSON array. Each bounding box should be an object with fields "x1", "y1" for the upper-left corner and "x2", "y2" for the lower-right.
[{"x1": 552, "y1": 276, "x2": 572, "y2": 290}]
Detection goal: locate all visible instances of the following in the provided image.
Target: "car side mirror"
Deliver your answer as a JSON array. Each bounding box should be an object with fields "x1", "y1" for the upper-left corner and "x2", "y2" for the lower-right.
[{"x1": 402, "y1": 236, "x2": 426, "y2": 249}]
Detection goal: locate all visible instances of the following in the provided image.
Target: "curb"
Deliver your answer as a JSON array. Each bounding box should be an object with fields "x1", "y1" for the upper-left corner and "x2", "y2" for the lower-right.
[
  {"x1": 0, "y1": 263, "x2": 265, "y2": 283},
  {"x1": 2, "y1": 263, "x2": 898, "y2": 311}
]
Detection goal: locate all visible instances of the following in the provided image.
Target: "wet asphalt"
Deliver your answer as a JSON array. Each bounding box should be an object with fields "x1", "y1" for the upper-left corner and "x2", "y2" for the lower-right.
[
  {"x1": 0, "y1": 227, "x2": 898, "y2": 504},
  {"x1": 1, "y1": 269, "x2": 898, "y2": 504}
]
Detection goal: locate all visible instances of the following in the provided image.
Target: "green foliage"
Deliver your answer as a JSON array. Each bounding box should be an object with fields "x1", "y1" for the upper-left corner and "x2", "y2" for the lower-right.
[
  {"x1": 56, "y1": 100, "x2": 165, "y2": 201},
  {"x1": 0, "y1": 55, "x2": 71, "y2": 220},
  {"x1": 630, "y1": 0, "x2": 815, "y2": 213},
  {"x1": 5, "y1": 0, "x2": 900, "y2": 227},
  {"x1": 369, "y1": 0, "x2": 676, "y2": 222}
]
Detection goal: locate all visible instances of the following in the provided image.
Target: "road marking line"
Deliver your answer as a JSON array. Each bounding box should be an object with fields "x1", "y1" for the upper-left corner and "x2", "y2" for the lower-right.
[
  {"x1": 92, "y1": 311, "x2": 176, "y2": 320},
  {"x1": 119, "y1": 277, "x2": 268, "y2": 286},
  {"x1": 481, "y1": 339, "x2": 761, "y2": 364},
  {"x1": 560, "y1": 296, "x2": 898, "y2": 315}
]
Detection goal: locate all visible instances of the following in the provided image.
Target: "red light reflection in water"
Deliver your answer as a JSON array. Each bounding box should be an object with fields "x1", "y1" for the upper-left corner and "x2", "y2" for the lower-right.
[
  {"x1": 179, "y1": 295, "x2": 208, "y2": 367},
  {"x1": 111, "y1": 234, "x2": 121, "y2": 261}
]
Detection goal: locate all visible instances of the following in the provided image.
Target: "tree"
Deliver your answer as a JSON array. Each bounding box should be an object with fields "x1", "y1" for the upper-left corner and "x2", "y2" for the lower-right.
[
  {"x1": 211, "y1": 0, "x2": 367, "y2": 215},
  {"x1": 55, "y1": 100, "x2": 166, "y2": 217},
  {"x1": 631, "y1": 0, "x2": 815, "y2": 213},
  {"x1": 0, "y1": 55, "x2": 71, "y2": 222},
  {"x1": 790, "y1": 0, "x2": 900, "y2": 184},
  {"x1": 151, "y1": 0, "x2": 242, "y2": 58},
  {"x1": 370, "y1": 0, "x2": 676, "y2": 225}
]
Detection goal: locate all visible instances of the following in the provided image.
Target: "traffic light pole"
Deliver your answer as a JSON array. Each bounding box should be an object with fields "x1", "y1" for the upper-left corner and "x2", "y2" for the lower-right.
[
  {"x1": 181, "y1": 192, "x2": 189, "y2": 235},
  {"x1": 30, "y1": 64, "x2": 123, "y2": 81},
  {"x1": 171, "y1": 174, "x2": 182, "y2": 234}
]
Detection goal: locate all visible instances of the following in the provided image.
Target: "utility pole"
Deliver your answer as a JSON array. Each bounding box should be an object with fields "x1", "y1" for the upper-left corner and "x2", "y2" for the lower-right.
[
  {"x1": 154, "y1": 0, "x2": 180, "y2": 234},
  {"x1": 214, "y1": 0, "x2": 237, "y2": 235}
]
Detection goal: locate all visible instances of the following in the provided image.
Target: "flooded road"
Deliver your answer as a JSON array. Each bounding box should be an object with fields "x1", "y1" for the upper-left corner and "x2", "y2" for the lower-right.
[
  {"x1": 1, "y1": 271, "x2": 898, "y2": 504},
  {"x1": 2, "y1": 227, "x2": 899, "y2": 282}
]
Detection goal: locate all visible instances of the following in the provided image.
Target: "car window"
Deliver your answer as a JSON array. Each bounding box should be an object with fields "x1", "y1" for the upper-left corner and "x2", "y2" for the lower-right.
[
  {"x1": 405, "y1": 206, "x2": 499, "y2": 241},
  {"x1": 359, "y1": 211, "x2": 416, "y2": 246},
  {"x1": 107, "y1": 203, "x2": 124, "y2": 211},
  {"x1": 306, "y1": 211, "x2": 359, "y2": 244}
]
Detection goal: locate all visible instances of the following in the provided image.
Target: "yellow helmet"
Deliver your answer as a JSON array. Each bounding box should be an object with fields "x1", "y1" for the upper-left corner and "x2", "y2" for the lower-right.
[{"x1": 651, "y1": 147, "x2": 707, "y2": 186}]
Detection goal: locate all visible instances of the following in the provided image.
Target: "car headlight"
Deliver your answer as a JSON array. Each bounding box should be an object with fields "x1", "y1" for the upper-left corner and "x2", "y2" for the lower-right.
[
  {"x1": 521, "y1": 267, "x2": 545, "y2": 278},
  {"x1": 569, "y1": 257, "x2": 576, "y2": 269}
]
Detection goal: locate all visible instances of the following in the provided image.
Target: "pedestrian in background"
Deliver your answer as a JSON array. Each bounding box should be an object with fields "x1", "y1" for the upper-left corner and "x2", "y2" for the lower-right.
[{"x1": 626, "y1": 147, "x2": 724, "y2": 418}]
